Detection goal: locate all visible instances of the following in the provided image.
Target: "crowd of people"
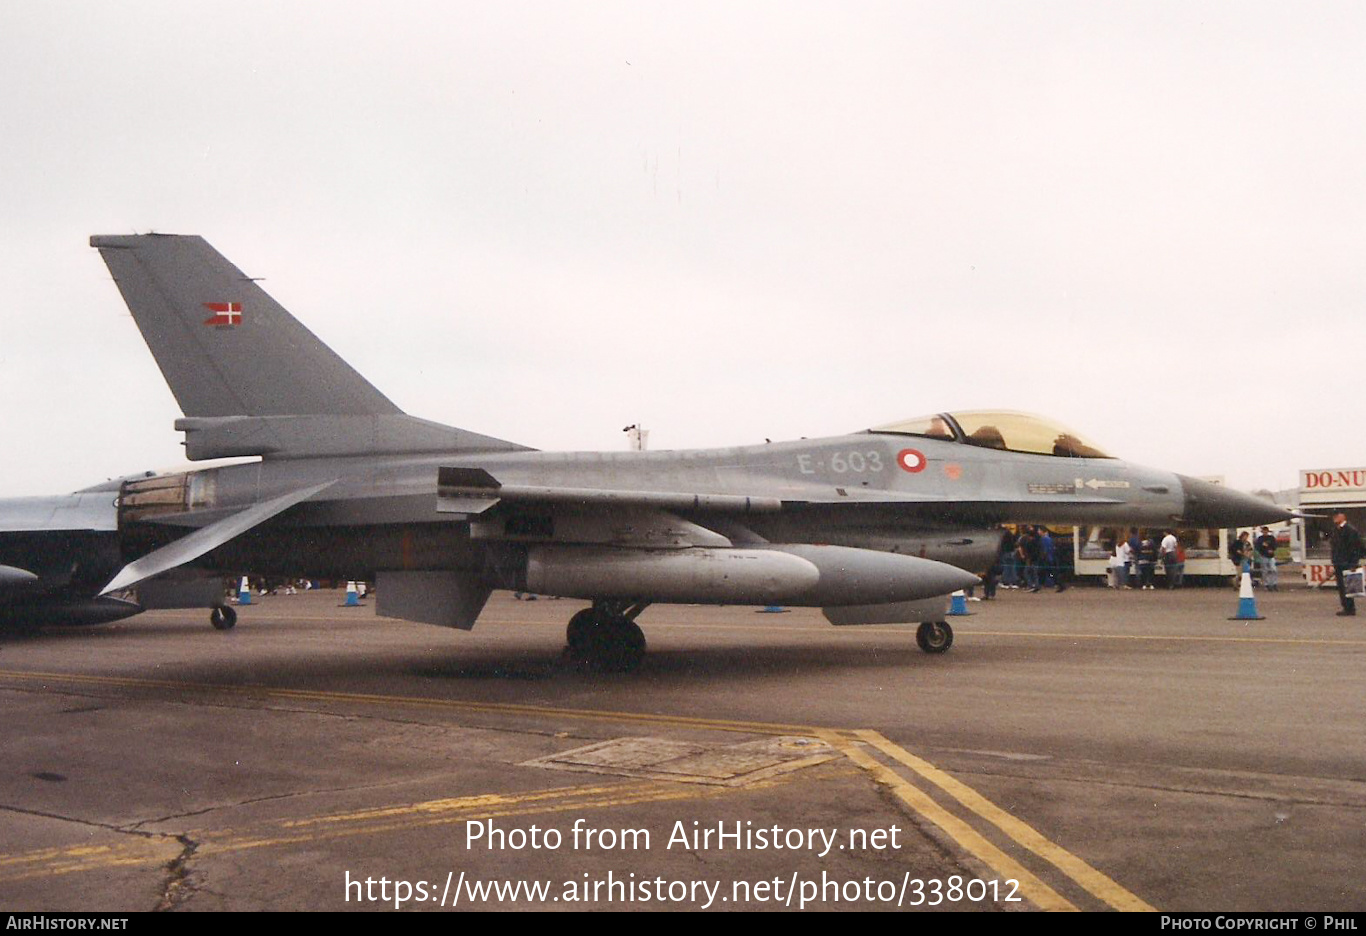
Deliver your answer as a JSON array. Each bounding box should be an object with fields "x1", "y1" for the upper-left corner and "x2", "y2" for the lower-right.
[
  {"x1": 1105, "y1": 526, "x2": 1281, "y2": 591},
  {"x1": 1227, "y1": 526, "x2": 1282, "y2": 591},
  {"x1": 1106, "y1": 528, "x2": 1185, "y2": 590},
  {"x1": 986, "y1": 525, "x2": 1276, "y2": 595},
  {"x1": 981, "y1": 526, "x2": 1068, "y2": 598}
]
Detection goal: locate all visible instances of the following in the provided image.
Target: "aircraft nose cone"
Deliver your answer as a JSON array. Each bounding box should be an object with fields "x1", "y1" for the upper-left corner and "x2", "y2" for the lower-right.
[{"x1": 1176, "y1": 475, "x2": 1293, "y2": 527}]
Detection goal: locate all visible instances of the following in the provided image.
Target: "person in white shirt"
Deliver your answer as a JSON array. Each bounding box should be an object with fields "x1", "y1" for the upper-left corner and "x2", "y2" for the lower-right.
[
  {"x1": 1113, "y1": 540, "x2": 1133, "y2": 589},
  {"x1": 1160, "y1": 530, "x2": 1183, "y2": 589}
]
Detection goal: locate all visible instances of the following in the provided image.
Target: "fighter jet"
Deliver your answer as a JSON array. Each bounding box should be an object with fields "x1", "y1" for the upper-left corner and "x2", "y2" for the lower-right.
[{"x1": 0, "y1": 234, "x2": 1291, "y2": 668}]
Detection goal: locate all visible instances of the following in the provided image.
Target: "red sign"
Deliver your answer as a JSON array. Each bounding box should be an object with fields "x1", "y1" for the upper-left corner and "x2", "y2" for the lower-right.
[
  {"x1": 1303, "y1": 561, "x2": 1337, "y2": 588},
  {"x1": 203, "y1": 302, "x2": 242, "y2": 326},
  {"x1": 1303, "y1": 469, "x2": 1366, "y2": 490}
]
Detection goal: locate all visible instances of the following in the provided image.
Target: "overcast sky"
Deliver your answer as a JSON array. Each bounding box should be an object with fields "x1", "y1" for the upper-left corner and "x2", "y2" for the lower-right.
[{"x1": 2, "y1": 1, "x2": 1362, "y2": 496}]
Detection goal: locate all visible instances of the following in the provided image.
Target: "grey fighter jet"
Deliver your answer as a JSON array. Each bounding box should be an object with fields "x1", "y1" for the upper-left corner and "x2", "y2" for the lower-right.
[{"x1": 0, "y1": 234, "x2": 1291, "y2": 668}]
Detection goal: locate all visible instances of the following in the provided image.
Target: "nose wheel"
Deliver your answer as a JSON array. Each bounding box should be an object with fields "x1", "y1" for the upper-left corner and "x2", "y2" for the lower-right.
[
  {"x1": 565, "y1": 602, "x2": 648, "y2": 672},
  {"x1": 916, "y1": 620, "x2": 953, "y2": 653},
  {"x1": 210, "y1": 606, "x2": 237, "y2": 630}
]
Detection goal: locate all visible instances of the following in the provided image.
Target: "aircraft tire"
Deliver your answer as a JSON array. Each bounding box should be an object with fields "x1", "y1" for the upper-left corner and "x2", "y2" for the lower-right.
[
  {"x1": 210, "y1": 606, "x2": 237, "y2": 631},
  {"x1": 915, "y1": 620, "x2": 952, "y2": 654},
  {"x1": 582, "y1": 617, "x2": 646, "y2": 673},
  {"x1": 566, "y1": 608, "x2": 597, "y2": 651}
]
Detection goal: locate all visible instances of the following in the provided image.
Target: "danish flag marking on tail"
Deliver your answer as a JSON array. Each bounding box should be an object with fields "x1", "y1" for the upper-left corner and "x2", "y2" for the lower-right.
[{"x1": 202, "y1": 302, "x2": 242, "y2": 326}]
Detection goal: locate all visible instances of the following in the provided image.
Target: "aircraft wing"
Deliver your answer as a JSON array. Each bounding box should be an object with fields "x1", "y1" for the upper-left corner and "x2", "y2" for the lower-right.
[{"x1": 100, "y1": 480, "x2": 336, "y2": 594}]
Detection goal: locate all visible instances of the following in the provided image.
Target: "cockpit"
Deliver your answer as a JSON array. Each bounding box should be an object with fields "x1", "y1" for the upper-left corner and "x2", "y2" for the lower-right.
[{"x1": 868, "y1": 410, "x2": 1112, "y2": 459}]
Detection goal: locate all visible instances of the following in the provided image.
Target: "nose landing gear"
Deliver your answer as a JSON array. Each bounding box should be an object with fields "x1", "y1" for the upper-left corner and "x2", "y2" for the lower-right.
[
  {"x1": 915, "y1": 620, "x2": 953, "y2": 653},
  {"x1": 565, "y1": 600, "x2": 649, "y2": 672},
  {"x1": 210, "y1": 605, "x2": 237, "y2": 630}
]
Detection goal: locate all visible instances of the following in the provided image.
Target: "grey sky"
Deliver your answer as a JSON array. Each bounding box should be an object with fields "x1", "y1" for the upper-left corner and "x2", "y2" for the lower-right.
[{"x1": 2, "y1": 1, "x2": 1362, "y2": 496}]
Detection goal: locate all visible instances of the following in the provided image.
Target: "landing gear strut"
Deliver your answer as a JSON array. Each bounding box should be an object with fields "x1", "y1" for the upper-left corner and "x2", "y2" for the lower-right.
[
  {"x1": 565, "y1": 600, "x2": 648, "y2": 672},
  {"x1": 210, "y1": 606, "x2": 237, "y2": 631},
  {"x1": 915, "y1": 620, "x2": 952, "y2": 653}
]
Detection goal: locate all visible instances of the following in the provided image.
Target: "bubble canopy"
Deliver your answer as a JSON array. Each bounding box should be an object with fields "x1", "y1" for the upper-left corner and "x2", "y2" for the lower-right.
[{"x1": 869, "y1": 411, "x2": 1113, "y2": 459}]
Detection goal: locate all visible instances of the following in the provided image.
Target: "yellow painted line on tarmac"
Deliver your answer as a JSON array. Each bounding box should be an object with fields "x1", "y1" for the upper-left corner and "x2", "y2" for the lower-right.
[
  {"x1": 0, "y1": 839, "x2": 187, "y2": 882},
  {"x1": 856, "y1": 730, "x2": 1157, "y2": 913},
  {"x1": 276, "y1": 780, "x2": 645, "y2": 829},
  {"x1": 0, "y1": 669, "x2": 828, "y2": 737},
  {"x1": 0, "y1": 839, "x2": 183, "y2": 872},
  {"x1": 0, "y1": 777, "x2": 750, "y2": 883},
  {"x1": 816, "y1": 730, "x2": 1077, "y2": 912},
  {"x1": 205, "y1": 779, "x2": 746, "y2": 857}
]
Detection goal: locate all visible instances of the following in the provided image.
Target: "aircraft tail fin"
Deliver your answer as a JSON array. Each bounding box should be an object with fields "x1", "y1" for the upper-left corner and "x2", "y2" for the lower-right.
[
  {"x1": 91, "y1": 234, "x2": 400, "y2": 418},
  {"x1": 91, "y1": 234, "x2": 529, "y2": 459}
]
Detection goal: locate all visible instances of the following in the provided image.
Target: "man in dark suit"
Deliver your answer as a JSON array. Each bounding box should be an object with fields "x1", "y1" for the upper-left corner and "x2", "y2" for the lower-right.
[
  {"x1": 1016, "y1": 526, "x2": 1041, "y2": 593},
  {"x1": 1329, "y1": 512, "x2": 1365, "y2": 616}
]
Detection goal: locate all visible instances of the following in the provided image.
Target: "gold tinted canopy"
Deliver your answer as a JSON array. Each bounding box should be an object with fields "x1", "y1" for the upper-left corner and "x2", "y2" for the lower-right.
[{"x1": 870, "y1": 410, "x2": 1112, "y2": 459}]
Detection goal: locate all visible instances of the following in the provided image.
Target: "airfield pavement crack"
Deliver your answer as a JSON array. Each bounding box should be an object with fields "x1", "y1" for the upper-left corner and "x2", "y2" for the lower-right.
[
  {"x1": 0, "y1": 801, "x2": 160, "y2": 837},
  {"x1": 154, "y1": 834, "x2": 200, "y2": 912},
  {"x1": 0, "y1": 800, "x2": 201, "y2": 906}
]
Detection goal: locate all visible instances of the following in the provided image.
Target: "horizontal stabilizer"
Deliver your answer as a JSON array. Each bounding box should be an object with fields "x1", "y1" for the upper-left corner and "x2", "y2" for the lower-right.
[
  {"x1": 0, "y1": 492, "x2": 119, "y2": 533},
  {"x1": 176, "y1": 414, "x2": 528, "y2": 461},
  {"x1": 100, "y1": 480, "x2": 335, "y2": 594}
]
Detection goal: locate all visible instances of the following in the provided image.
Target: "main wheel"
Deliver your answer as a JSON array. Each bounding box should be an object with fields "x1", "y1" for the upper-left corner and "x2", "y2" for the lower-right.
[
  {"x1": 585, "y1": 618, "x2": 646, "y2": 673},
  {"x1": 566, "y1": 608, "x2": 598, "y2": 651},
  {"x1": 915, "y1": 620, "x2": 952, "y2": 653},
  {"x1": 210, "y1": 606, "x2": 237, "y2": 631}
]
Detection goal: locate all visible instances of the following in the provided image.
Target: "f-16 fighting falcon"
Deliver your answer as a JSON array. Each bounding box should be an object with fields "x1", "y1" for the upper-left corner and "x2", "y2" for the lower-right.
[{"x1": 0, "y1": 235, "x2": 1291, "y2": 669}]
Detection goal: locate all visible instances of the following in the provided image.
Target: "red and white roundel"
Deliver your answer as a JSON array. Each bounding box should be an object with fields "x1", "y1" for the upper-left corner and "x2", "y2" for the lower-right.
[{"x1": 896, "y1": 449, "x2": 927, "y2": 473}]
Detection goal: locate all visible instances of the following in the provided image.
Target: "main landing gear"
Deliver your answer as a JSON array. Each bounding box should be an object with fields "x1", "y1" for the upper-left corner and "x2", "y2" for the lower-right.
[
  {"x1": 915, "y1": 620, "x2": 953, "y2": 653},
  {"x1": 210, "y1": 606, "x2": 237, "y2": 631},
  {"x1": 565, "y1": 600, "x2": 648, "y2": 672}
]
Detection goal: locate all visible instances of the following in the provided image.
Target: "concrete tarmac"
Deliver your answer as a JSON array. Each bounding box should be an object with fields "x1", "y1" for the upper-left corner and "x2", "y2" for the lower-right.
[{"x1": 1, "y1": 582, "x2": 1362, "y2": 912}]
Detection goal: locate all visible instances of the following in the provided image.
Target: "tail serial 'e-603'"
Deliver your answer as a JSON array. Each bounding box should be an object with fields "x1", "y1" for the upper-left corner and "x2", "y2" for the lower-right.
[{"x1": 0, "y1": 235, "x2": 1291, "y2": 669}]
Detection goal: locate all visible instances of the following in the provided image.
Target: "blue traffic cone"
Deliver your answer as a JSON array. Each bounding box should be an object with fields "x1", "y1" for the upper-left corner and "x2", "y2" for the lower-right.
[
  {"x1": 343, "y1": 581, "x2": 360, "y2": 607},
  {"x1": 1229, "y1": 571, "x2": 1264, "y2": 620},
  {"x1": 948, "y1": 590, "x2": 971, "y2": 616},
  {"x1": 237, "y1": 576, "x2": 252, "y2": 605}
]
